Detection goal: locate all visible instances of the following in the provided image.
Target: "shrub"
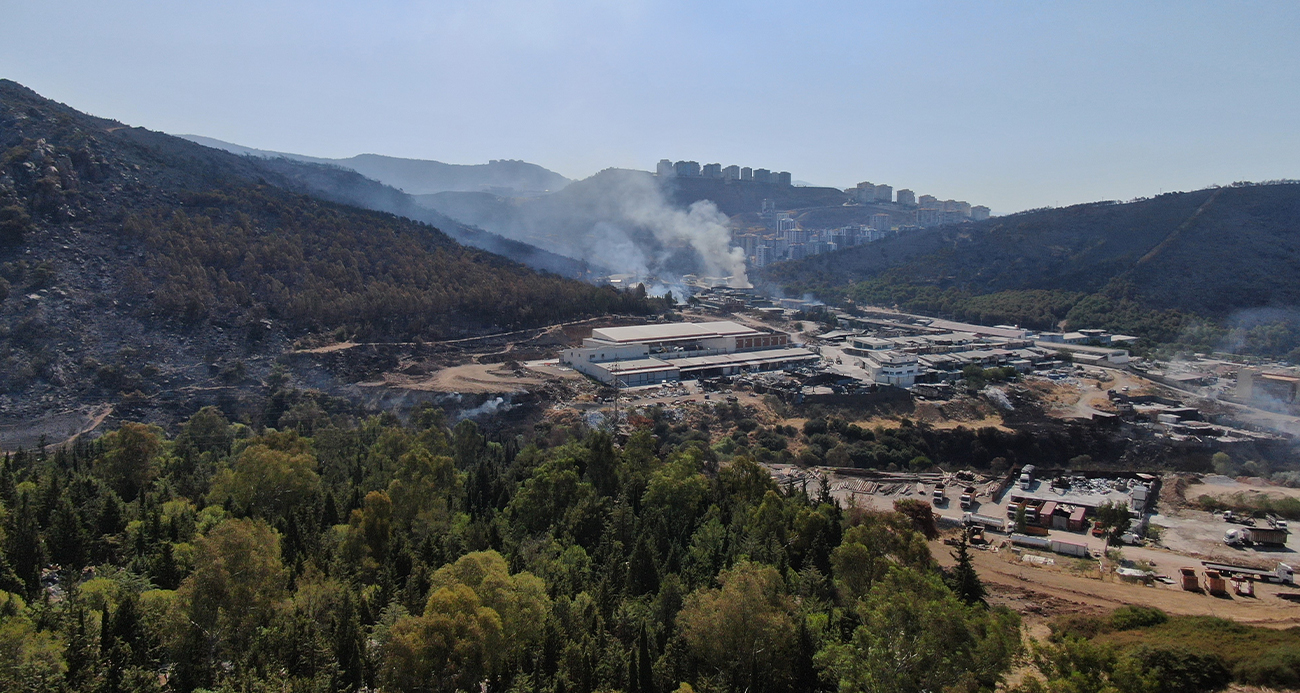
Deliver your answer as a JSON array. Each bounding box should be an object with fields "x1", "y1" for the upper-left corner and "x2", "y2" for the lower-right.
[{"x1": 1110, "y1": 606, "x2": 1167, "y2": 631}]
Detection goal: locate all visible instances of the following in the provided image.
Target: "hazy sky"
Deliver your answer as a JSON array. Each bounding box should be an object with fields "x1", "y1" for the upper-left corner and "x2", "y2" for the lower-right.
[{"x1": 3, "y1": 1, "x2": 1298, "y2": 213}]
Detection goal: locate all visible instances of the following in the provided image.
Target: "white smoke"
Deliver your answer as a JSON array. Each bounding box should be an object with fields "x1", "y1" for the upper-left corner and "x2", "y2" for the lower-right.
[
  {"x1": 450, "y1": 395, "x2": 514, "y2": 421},
  {"x1": 553, "y1": 170, "x2": 748, "y2": 289},
  {"x1": 622, "y1": 194, "x2": 749, "y2": 286}
]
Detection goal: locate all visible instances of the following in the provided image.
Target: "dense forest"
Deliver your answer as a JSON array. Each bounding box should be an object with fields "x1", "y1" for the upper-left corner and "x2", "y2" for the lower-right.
[
  {"x1": 0, "y1": 400, "x2": 1025, "y2": 693},
  {"x1": 4, "y1": 392, "x2": 1299, "y2": 693}
]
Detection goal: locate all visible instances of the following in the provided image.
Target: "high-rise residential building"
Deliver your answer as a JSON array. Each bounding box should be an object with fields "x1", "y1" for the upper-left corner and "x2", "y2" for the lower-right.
[
  {"x1": 942, "y1": 200, "x2": 972, "y2": 217},
  {"x1": 657, "y1": 159, "x2": 674, "y2": 177},
  {"x1": 741, "y1": 167, "x2": 753, "y2": 181},
  {"x1": 942, "y1": 210, "x2": 968, "y2": 225},
  {"x1": 738, "y1": 233, "x2": 760, "y2": 258},
  {"x1": 918, "y1": 194, "x2": 939, "y2": 209},
  {"x1": 777, "y1": 171, "x2": 792, "y2": 186},
  {"x1": 971, "y1": 205, "x2": 991, "y2": 221},
  {"x1": 854, "y1": 182, "x2": 876, "y2": 204},
  {"x1": 754, "y1": 244, "x2": 774, "y2": 268},
  {"x1": 753, "y1": 168, "x2": 772, "y2": 184},
  {"x1": 723, "y1": 165, "x2": 740, "y2": 180},
  {"x1": 896, "y1": 189, "x2": 916, "y2": 206},
  {"x1": 778, "y1": 216, "x2": 796, "y2": 232},
  {"x1": 874, "y1": 184, "x2": 893, "y2": 203},
  {"x1": 760, "y1": 199, "x2": 776, "y2": 218},
  {"x1": 788, "y1": 243, "x2": 807, "y2": 261},
  {"x1": 917, "y1": 208, "x2": 943, "y2": 227},
  {"x1": 702, "y1": 163, "x2": 722, "y2": 178},
  {"x1": 871, "y1": 213, "x2": 892, "y2": 232},
  {"x1": 673, "y1": 160, "x2": 701, "y2": 177}
]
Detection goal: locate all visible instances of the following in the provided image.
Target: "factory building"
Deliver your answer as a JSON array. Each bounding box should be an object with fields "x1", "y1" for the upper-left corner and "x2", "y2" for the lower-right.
[{"x1": 561, "y1": 321, "x2": 818, "y2": 385}]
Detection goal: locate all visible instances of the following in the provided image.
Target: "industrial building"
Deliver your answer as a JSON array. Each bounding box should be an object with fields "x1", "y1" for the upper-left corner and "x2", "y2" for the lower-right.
[{"x1": 561, "y1": 321, "x2": 818, "y2": 386}]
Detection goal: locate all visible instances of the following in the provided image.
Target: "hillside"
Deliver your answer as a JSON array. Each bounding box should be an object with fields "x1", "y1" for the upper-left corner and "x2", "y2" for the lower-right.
[
  {"x1": 761, "y1": 184, "x2": 1300, "y2": 351},
  {"x1": 180, "y1": 135, "x2": 571, "y2": 194},
  {"x1": 236, "y1": 155, "x2": 600, "y2": 278},
  {"x1": 0, "y1": 80, "x2": 655, "y2": 422}
]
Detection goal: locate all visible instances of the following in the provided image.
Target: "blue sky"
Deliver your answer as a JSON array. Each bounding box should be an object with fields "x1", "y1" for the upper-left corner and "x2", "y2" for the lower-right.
[{"x1": 2, "y1": 1, "x2": 1297, "y2": 213}]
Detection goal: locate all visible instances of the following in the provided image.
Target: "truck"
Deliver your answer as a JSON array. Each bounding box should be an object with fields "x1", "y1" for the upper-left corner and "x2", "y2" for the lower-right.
[
  {"x1": 963, "y1": 512, "x2": 1008, "y2": 533},
  {"x1": 1018, "y1": 464, "x2": 1036, "y2": 490},
  {"x1": 1179, "y1": 567, "x2": 1199, "y2": 591},
  {"x1": 1225, "y1": 526, "x2": 1290, "y2": 547},
  {"x1": 1200, "y1": 561, "x2": 1295, "y2": 585},
  {"x1": 932, "y1": 484, "x2": 946, "y2": 506},
  {"x1": 959, "y1": 486, "x2": 976, "y2": 509}
]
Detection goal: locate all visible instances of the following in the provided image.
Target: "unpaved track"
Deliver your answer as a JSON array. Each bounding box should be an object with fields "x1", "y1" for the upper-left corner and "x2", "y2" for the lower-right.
[{"x1": 933, "y1": 540, "x2": 1300, "y2": 628}]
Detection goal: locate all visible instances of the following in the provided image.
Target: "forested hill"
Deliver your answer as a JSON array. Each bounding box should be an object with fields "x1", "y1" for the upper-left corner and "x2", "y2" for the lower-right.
[
  {"x1": 0, "y1": 80, "x2": 658, "y2": 419},
  {"x1": 762, "y1": 184, "x2": 1300, "y2": 351}
]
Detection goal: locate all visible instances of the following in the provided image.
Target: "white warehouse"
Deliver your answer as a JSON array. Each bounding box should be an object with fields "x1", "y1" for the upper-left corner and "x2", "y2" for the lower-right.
[{"x1": 561, "y1": 321, "x2": 818, "y2": 385}]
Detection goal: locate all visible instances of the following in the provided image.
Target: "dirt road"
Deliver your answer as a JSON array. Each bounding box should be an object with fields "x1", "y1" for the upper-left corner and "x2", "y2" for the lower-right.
[{"x1": 934, "y1": 540, "x2": 1300, "y2": 628}]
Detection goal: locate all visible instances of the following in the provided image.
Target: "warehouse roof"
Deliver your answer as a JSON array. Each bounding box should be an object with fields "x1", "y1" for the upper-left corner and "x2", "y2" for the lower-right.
[{"x1": 590, "y1": 321, "x2": 759, "y2": 344}]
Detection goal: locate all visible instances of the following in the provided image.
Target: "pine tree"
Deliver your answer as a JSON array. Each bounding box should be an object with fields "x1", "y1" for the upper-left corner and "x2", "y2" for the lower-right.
[{"x1": 946, "y1": 532, "x2": 987, "y2": 606}]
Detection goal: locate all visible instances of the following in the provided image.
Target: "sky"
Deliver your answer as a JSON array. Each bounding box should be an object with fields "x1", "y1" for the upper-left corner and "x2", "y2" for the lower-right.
[{"x1": 2, "y1": 1, "x2": 1298, "y2": 214}]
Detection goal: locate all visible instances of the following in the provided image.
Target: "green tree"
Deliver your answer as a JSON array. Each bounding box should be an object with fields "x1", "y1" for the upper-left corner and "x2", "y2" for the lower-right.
[
  {"x1": 207, "y1": 442, "x2": 320, "y2": 520},
  {"x1": 382, "y1": 584, "x2": 503, "y2": 693},
  {"x1": 1095, "y1": 502, "x2": 1132, "y2": 542},
  {"x1": 177, "y1": 518, "x2": 286, "y2": 665},
  {"x1": 818, "y1": 567, "x2": 1020, "y2": 693},
  {"x1": 94, "y1": 423, "x2": 163, "y2": 501},
  {"x1": 678, "y1": 561, "x2": 797, "y2": 693},
  {"x1": 946, "y1": 531, "x2": 987, "y2": 606}
]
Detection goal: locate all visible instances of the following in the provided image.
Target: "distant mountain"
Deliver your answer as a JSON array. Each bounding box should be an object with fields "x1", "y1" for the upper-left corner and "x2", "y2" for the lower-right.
[
  {"x1": 181, "y1": 142, "x2": 600, "y2": 279},
  {"x1": 761, "y1": 184, "x2": 1300, "y2": 354},
  {"x1": 180, "y1": 135, "x2": 571, "y2": 195},
  {"x1": 0, "y1": 80, "x2": 655, "y2": 422}
]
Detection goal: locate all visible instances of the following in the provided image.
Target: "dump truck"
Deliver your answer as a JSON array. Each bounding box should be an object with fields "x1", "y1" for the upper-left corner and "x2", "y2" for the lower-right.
[
  {"x1": 932, "y1": 484, "x2": 946, "y2": 506},
  {"x1": 1179, "y1": 567, "x2": 1199, "y2": 591},
  {"x1": 1200, "y1": 561, "x2": 1295, "y2": 585},
  {"x1": 959, "y1": 485, "x2": 976, "y2": 509}
]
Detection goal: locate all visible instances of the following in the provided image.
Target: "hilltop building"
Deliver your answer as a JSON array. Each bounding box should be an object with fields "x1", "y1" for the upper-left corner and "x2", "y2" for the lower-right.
[{"x1": 561, "y1": 321, "x2": 818, "y2": 385}]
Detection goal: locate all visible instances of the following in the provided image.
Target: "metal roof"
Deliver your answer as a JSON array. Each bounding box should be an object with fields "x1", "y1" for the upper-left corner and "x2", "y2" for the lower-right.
[{"x1": 590, "y1": 321, "x2": 760, "y2": 344}]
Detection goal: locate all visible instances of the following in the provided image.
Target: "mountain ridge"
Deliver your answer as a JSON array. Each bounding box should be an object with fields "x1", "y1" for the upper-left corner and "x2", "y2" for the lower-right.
[{"x1": 179, "y1": 134, "x2": 572, "y2": 195}]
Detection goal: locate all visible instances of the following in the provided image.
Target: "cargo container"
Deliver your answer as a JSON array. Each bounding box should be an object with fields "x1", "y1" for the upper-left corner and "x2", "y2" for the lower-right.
[
  {"x1": 1068, "y1": 506, "x2": 1087, "y2": 532},
  {"x1": 1050, "y1": 540, "x2": 1090, "y2": 557},
  {"x1": 1039, "y1": 501, "x2": 1058, "y2": 528},
  {"x1": 1204, "y1": 570, "x2": 1228, "y2": 595}
]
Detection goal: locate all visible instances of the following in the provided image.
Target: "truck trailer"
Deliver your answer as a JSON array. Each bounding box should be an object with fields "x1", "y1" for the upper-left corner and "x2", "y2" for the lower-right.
[
  {"x1": 1199, "y1": 561, "x2": 1295, "y2": 585},
  {"x1": 963, "y1": 513, "x2": 1007, "y2": 533}
]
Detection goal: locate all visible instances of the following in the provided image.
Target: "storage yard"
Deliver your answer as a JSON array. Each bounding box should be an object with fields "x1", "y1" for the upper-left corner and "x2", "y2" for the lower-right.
[{"x1": 768, "y1": 461, "x2": 1300, "y2": 627}]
